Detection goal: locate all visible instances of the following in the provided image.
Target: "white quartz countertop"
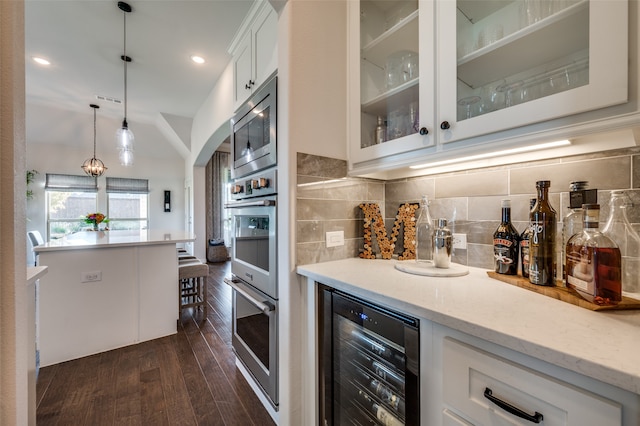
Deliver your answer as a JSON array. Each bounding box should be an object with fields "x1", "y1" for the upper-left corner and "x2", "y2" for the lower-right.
[
  {"x1": 34, "y1": 230, "x2": 196, "y2": 252},
  {"x1": 297, "y1": 258, "x2": 640, "y2": 395}
]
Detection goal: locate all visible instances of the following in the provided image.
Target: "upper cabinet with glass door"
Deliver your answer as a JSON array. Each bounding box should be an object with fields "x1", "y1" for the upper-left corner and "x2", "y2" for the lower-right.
[
  {"x1": 437, "y1": 0, "x2": 628, "y2": 144},
  {"x1": 349, "y1": 0, "x2": 435, "y2": 165},
  {"x1": 349, "y1": 0, "x2": 631, "y2": 175}
]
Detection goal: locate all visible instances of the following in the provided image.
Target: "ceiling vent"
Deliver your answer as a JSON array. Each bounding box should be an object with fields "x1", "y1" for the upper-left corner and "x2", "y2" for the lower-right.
[{"x1": 95, "y1": 95, "x2": 122, "y2": 105}]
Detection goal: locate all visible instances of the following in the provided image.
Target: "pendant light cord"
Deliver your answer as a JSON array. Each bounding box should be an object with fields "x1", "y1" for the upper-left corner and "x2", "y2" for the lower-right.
[
  {"x1": 93, "y1": 107, "x2": 97, "y2": 157},
  {"x1": 123, "y1": 11, "x2": 128, "y2": 124}
]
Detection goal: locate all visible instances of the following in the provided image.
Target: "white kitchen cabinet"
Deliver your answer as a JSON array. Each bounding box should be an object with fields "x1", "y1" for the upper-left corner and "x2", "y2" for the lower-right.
[
  {"x1": 230, "y1": 1, "x2": 278, "y2": 111},
  {"x1": 348, "y1": 0, "x2": 631, "y2": 175}
]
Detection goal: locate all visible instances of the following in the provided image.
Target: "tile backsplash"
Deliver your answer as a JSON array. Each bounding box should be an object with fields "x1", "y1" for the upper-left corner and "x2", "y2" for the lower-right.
[{"x1": 296, "y1": 148, "x2": 640, "y2": 269}]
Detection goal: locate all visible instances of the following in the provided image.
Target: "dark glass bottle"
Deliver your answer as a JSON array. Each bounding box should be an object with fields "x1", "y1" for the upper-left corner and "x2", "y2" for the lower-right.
[
  {"x1": 529, "y1": 180, "x2": 557, "y2": 286},
  {"x1": 520, "y1": 198, "x2": 536, "y2": 278},
  {"x1": 493, "y1": 199, "x2": 520, "y2": 275},
  {"x1": 566, "y1": 204, "x2": 622, "y2": 305}
]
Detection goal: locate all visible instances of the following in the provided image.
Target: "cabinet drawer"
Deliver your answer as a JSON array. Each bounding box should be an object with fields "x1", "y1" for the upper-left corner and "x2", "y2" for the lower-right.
[{"x1": 443, "y1": 338, "x2": 621, "y2": 426}]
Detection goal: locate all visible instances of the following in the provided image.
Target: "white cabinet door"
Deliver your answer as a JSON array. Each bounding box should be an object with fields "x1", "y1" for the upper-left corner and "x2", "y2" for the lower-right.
[
  {"x1": 253, "y1": 6, "x2": 278, "y2": 92},
  {"x1": 437, "y1": 0, "x2": 628, "y2": 144},
  {"x1": 233, "y1": 32, "x2": 253, "y2": 110},
  {"x1": 348, "y1": 0, "x2": 436, "y2": 167}
]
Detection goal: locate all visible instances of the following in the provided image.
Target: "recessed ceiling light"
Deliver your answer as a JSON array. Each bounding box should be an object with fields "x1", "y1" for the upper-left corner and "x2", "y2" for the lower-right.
[
  {"x1": 190, "y1": 55, "x2": 205, "y2": 64},
  {"x1": 32, "y1": 57, "x2": 51, "y2": 65}
]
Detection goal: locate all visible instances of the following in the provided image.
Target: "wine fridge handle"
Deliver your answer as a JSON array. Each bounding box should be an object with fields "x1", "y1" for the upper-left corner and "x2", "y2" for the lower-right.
[
  {"x1": 224, "y1": 278, "x2": 274, "y2": 314},
  {"x1": 483, "y1": 388, "x2": 543, "y2": 424}
]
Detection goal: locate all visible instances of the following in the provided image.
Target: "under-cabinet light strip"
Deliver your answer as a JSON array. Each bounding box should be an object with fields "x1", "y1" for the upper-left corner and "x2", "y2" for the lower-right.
[{"x1": 409, "y1": 140, "x2": 571, "y2": 170}]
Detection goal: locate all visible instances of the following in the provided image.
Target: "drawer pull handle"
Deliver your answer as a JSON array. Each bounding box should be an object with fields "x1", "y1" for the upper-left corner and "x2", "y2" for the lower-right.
[{"x1": 484, "y1": 387, "x2": 543, "y2": 424}]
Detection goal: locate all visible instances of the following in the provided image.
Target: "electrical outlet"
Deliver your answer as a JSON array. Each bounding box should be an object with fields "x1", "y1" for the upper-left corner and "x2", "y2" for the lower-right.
[
  {"x1": 326, "y1": 231, "x2": 345, "y2": 248},
  {"x1": 452, "y1": 233, "x2": 467, "y2": 249},
  {"x1": 81, "y1": 270, "x2": 102, "y2": 283}
]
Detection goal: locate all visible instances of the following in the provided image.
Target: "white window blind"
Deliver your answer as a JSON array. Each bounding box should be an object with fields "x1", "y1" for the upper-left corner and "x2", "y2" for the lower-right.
[
  {"x1": 45, "y1": 173, "x2": 97, "y2": 192},
  {"x1": 106, "y1": 177, "x2": 149, "y2": 194}
]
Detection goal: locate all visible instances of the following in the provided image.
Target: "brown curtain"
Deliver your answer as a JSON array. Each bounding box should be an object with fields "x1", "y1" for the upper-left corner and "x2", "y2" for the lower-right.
[{"x1": 205, "y1": 151, "x2": 230, "y2": 244}]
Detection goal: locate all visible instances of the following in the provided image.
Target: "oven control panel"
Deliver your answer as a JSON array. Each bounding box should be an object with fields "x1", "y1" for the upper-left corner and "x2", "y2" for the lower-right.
[{"x1": 230, "y1": 168, "x2": 277, "y2": 200}]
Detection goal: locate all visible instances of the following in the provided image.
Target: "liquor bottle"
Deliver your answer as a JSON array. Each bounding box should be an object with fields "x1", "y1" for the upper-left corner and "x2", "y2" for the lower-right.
[
  {"x1": 603, "y1": 190, "x2": 640, "y2": 294},
  {"x1": 520, "y1": 198, "x2": 536, "y2": 278},
  {"x1": 561, "y1": 181, "x2": 597, "y2": 286},
  {"x1": 566, "y1": 204, "x2": 622, "y2": 305},
  {"x1": 415, "y1": 195, "x2": 434, "y2": 263},
  {"x1": 529, "y1": 180, "x2": 557, "y2": 286},
  {"x1": 493, "y1": 200, "x2": 520, "y2": 275}
]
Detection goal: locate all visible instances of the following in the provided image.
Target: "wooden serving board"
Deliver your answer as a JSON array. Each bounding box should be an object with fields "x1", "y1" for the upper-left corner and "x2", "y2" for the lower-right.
[{"x1": 486, "y1": 271, "x2": 640, "y2": 311}]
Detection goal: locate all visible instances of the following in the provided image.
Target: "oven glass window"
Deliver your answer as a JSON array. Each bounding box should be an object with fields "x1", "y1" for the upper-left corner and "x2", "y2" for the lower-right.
[
  {"x1": 236, "y1": 292, "x2": 270, "y2": 368},
  {"x1": 234, "y1": 214, "x2": 270, "y2": 272},
  {"x1": 234, "y1": 105, "x2": 270, "y2": 163}
]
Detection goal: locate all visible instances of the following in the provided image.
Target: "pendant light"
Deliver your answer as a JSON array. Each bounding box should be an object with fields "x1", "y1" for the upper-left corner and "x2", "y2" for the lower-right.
[
  {"x1": 116, "y1": 1, "x2": 134, "y2": 166},
  {"x1": 82, "y1": 104, "x2": 107, "y2": 177}
]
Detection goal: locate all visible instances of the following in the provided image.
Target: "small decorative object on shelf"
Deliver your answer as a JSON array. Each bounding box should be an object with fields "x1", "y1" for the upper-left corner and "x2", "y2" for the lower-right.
[{"x1": 84, "y1": 212, "x2": 109, "y2": 231}]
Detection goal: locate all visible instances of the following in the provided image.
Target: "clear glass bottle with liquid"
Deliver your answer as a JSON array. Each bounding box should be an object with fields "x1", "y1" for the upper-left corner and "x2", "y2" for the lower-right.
[
  {"x1": 561, "y1": 181, "x2": 597, "y2": 286},
  {"x1": 602, "y1": 190, "x2": 640, "y2": 295},
  {"x1": 566, "y1": 204, "x2": 622, "y2": 305},
  {"x1": 529, "y1": 180, "x2": 557, "y2": 286},
  {"x1": 415, "y1": 195, "x2": 434, "y2": 263}
]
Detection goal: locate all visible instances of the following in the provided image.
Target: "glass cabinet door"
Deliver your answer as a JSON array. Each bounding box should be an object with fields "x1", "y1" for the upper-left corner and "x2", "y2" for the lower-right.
[
  {"x1": 349, "y1": 0, "x2": 435, "y2": 165},
  {"x1": 437, "y1": 0, "x2": 628, "y2": 144}
]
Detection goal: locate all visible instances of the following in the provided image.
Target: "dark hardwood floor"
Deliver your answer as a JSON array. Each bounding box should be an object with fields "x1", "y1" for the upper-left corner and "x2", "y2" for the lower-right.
[{"x1": 35, "y1": 261, "x2": 276, "y2": 426}]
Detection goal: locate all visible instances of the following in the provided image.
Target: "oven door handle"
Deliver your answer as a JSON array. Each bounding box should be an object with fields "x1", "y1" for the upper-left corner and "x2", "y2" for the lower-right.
[
  {"x1": 224, "y1": 278, "x2": 275, "y2": 314},
  {"x1": 225, "y1": 199, "x2": 276, "y2": 209}
]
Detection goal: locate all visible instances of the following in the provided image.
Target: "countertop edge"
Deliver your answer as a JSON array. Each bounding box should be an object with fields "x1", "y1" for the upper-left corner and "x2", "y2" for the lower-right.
[
  {"x1": 27, "y1": 266, "x2": 48, "y2": 284},
  {"x1": 296, "y1": 258, "x2": 640, "y2": 396}
]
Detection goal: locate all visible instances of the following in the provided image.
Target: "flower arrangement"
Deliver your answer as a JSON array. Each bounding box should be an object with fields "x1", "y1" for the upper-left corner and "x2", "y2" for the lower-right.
[{"x1": 84, "y1": 213, "x2": 108, "y2": 230}]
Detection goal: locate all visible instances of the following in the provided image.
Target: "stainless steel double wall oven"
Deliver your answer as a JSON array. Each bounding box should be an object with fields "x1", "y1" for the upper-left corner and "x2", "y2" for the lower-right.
[{"x1": 225, "y1": 73, "x2": 278, "y2": 409}]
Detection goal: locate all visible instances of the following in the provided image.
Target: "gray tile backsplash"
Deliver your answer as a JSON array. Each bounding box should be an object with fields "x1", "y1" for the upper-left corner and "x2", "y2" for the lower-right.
[{"x1": 296, "y1": 148, "x2": 640, "y2": 270}]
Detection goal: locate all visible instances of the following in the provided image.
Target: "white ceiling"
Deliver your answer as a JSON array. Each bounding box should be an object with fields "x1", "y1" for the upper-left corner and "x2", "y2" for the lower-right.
[{"x1": 25, "y1": 0, "x2": 255, "y2": 159}]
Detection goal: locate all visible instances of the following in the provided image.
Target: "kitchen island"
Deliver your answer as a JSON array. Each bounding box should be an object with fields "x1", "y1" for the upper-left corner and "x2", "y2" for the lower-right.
[
  {"x1": 298, "y1": 258, "x2": 640, "y2": 425},
  {"x1": 34, "y1": 230, "x2": 195, "y2": 366}
]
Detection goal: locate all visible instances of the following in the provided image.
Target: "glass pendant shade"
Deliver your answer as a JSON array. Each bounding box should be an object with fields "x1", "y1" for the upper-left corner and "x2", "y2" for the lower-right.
[
  {"x1": 116, "y1": 122, "x2": 134, "y2": 150},
  {"x1": 119, "y1": 148, "x2": 134, "y2": 166}
]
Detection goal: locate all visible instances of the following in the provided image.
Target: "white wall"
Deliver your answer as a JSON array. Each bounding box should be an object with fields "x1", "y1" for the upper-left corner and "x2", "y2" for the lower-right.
[
  {"x1": 277, "y1": 1, "x2": 348, "y2": 425},
  {"x1": 25, "y1": 142, "x2": 185, "y2": 247}
]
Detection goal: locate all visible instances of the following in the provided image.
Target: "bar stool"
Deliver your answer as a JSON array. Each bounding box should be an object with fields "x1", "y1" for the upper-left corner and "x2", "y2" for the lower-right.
[{"x1": 178, "y1": 262, "x2": 209, "y2": 316}]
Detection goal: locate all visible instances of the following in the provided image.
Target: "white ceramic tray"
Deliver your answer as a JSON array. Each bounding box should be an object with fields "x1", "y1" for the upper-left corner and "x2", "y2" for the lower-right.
[{"x1": 395, "y1": 261, "x2": 469, "y2": 277}]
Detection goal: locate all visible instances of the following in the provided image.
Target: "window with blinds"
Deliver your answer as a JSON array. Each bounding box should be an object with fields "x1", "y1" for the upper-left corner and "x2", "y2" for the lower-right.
[
  {"x1": 45, "y1": 174, "x2": 98, "y2": 239},
  {"x1": 106, "y1": 177, "x2": 149, "y2": 231}
]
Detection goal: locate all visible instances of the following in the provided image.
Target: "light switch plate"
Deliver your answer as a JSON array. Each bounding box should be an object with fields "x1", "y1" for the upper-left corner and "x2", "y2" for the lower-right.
[
  {"x1": 81, "y1": 270, "x2": 102, "y2": 283},
  {"x1": 326, "y1": 231, "x2": 345, "y2": 248}
]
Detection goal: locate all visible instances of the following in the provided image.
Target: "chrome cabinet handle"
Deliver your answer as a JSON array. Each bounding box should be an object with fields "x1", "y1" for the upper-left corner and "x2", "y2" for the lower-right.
[
  {"x1": 484, "y1": 388, "x2": 543, "y2": 424},
  {"x1": 224, "y1": 278, "x2": 274, "y2": 314}
]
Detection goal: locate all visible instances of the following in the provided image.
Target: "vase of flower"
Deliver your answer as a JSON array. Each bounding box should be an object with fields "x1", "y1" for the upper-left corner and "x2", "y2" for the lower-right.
[{"x1": 85, "y1": 213, "x2": 108, "y2": 231}]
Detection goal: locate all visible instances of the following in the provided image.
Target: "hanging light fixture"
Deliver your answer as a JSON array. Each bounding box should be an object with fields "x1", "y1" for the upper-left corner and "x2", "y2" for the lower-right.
[
  {"x1": 82, "y1": 104, "x2": 107, "y2": 177},
  {"x1": 116, "y1": 1, "x2": 134, "y2": 166}
]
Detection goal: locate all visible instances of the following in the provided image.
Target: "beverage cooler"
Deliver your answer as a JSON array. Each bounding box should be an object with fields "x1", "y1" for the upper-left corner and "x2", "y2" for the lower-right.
[{"x1": 320, "y1": 287, "x2": 420, "y2": 425}]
